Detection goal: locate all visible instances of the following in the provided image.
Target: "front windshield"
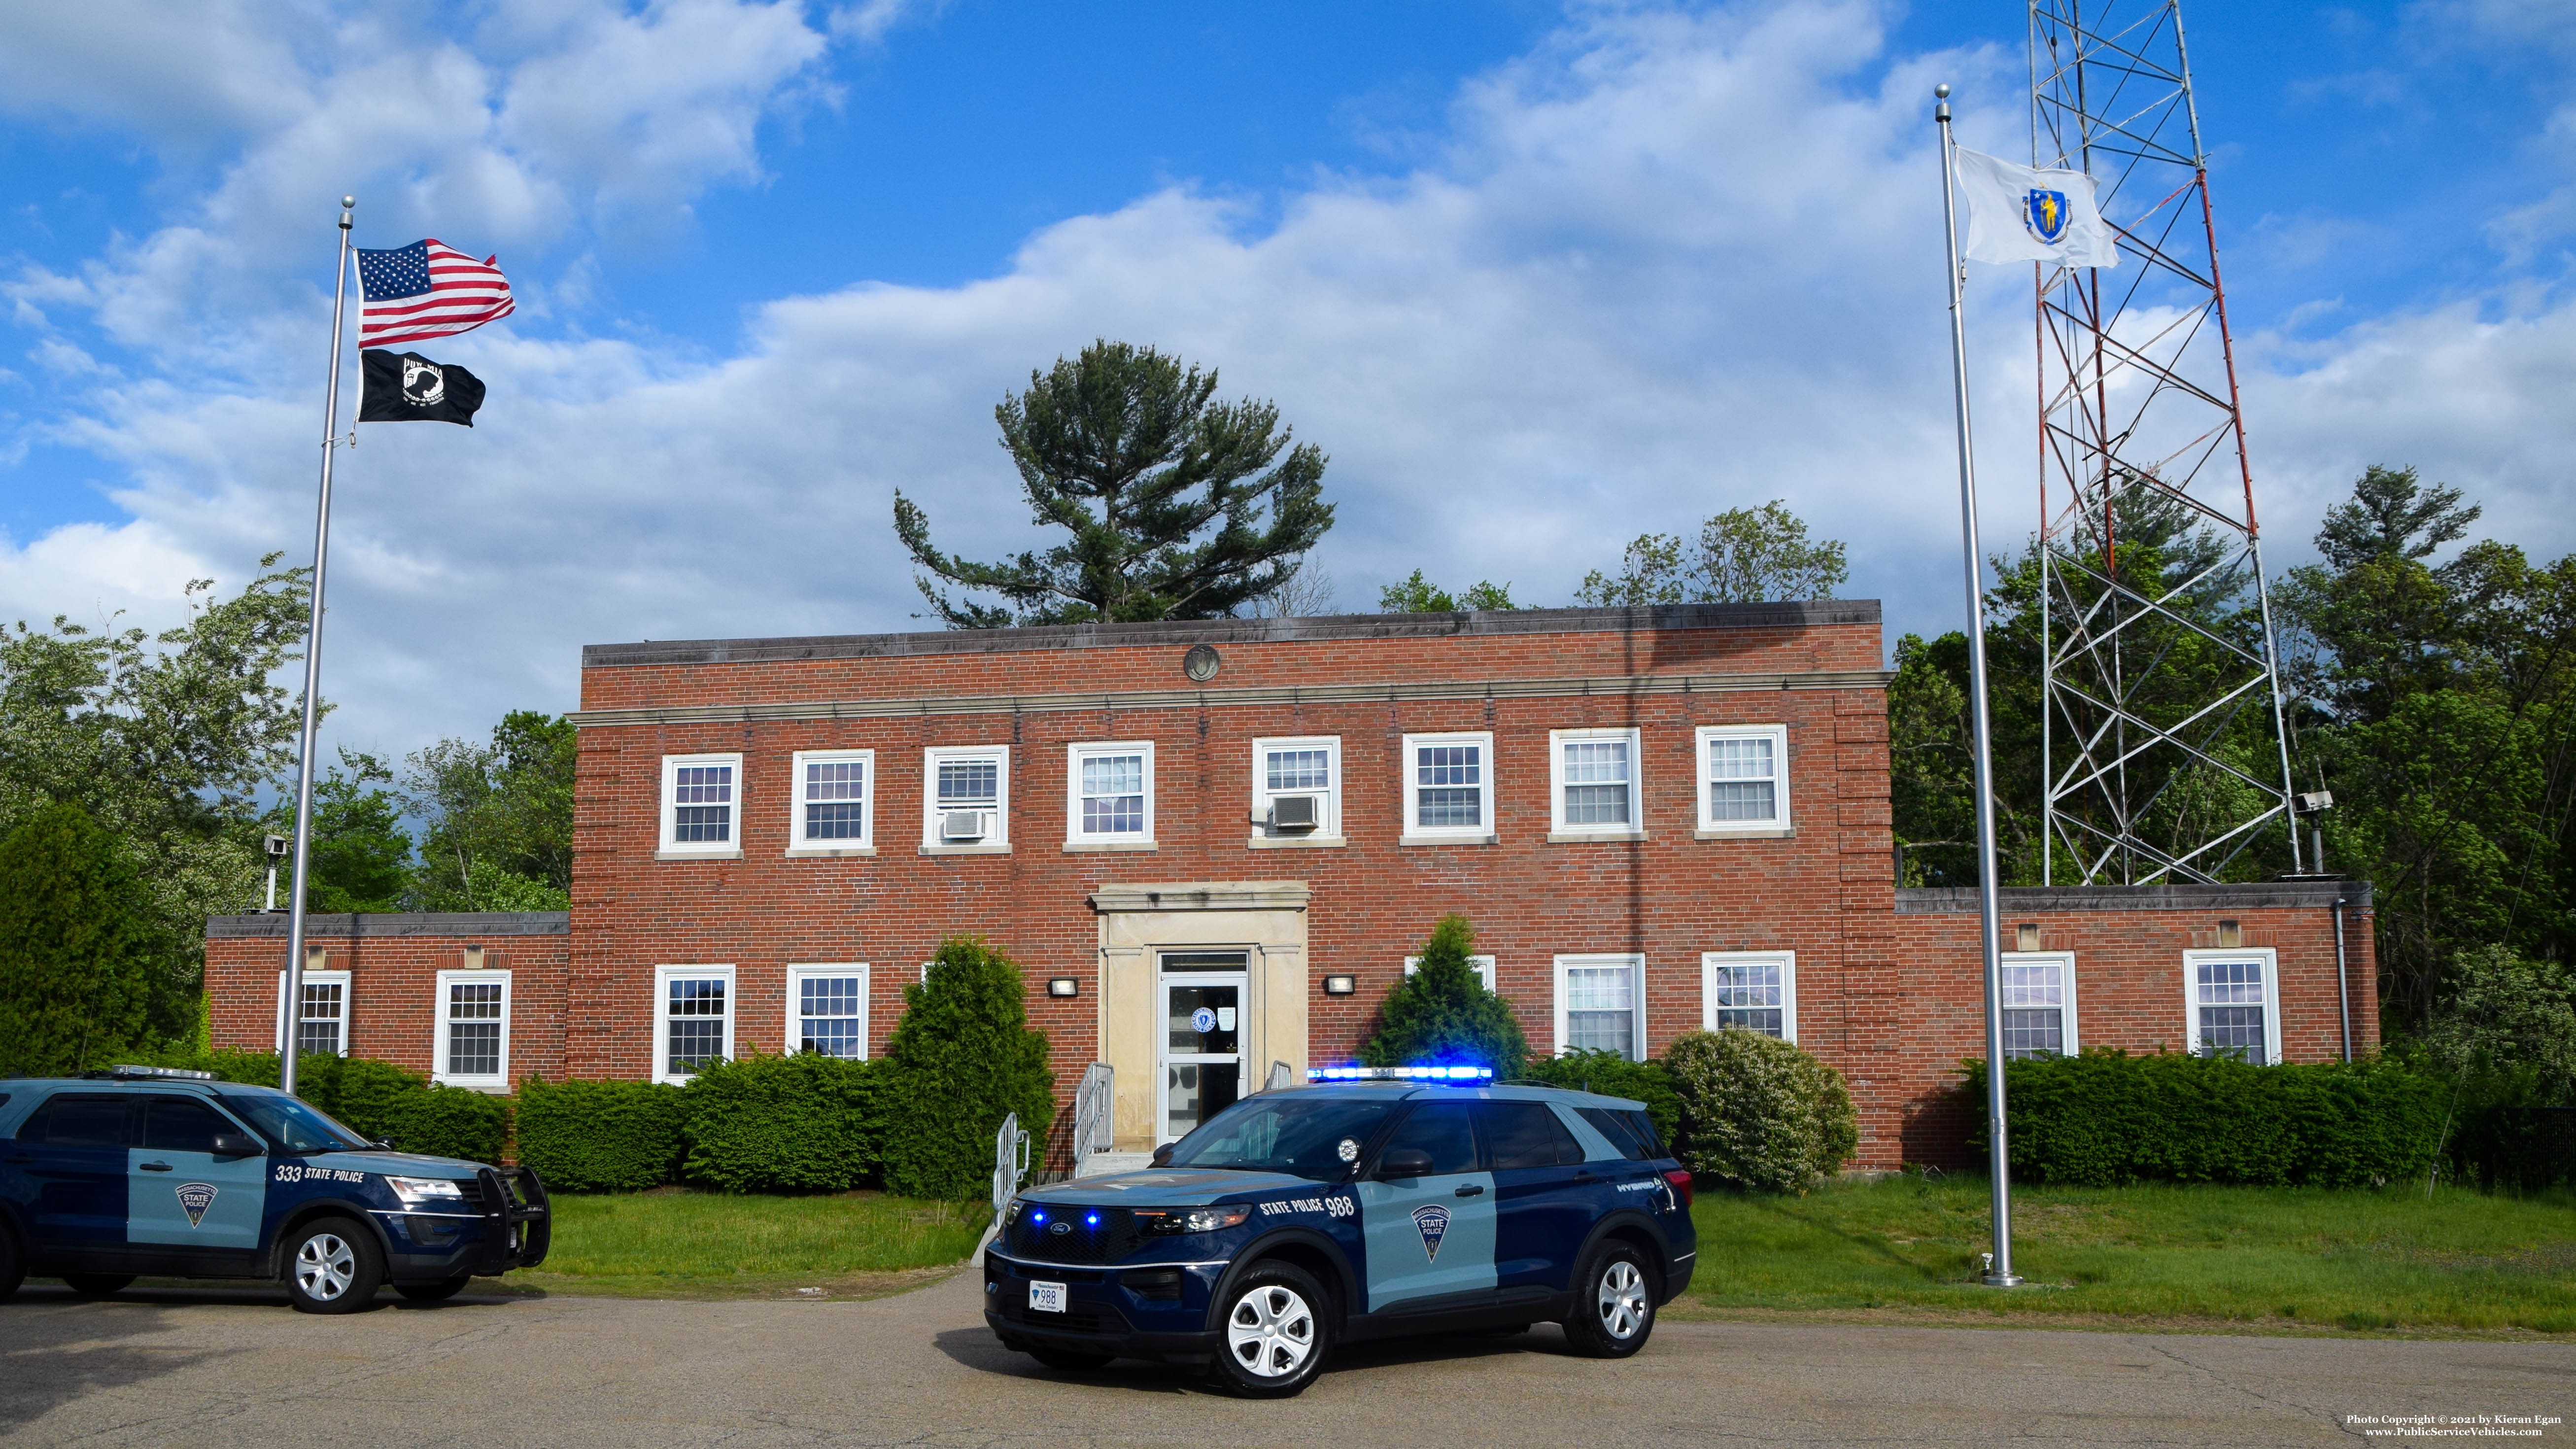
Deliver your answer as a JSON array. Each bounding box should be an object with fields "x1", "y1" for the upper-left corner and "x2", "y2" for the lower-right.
[
  {"x1": 1165, "y1": 1096, "x2": 1397, "y2": 1180},
  {"x1": 222, "y1": 1093, "x2": 372, "y2": 1154}
]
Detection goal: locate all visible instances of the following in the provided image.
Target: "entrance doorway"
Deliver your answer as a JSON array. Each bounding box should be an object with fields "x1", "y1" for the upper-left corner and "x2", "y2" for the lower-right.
[{"x1": 1158, "y1": 951, "x2": 1248, "y2": 1144}]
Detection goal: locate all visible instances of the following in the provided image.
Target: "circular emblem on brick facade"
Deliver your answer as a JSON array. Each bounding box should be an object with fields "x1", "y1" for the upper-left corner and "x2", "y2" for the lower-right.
[{"x1": 1183, "y1": 644, "x2": 1221, "y2": 682}]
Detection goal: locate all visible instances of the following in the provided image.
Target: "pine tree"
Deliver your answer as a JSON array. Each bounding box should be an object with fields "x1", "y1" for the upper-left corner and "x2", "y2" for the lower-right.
[
  {"x1": 0, "y1": 803, "x2": 158, "y2": 1075},
  {"x1": 1361, "y1": 914, "x2": 1530, "y2": 1074},
  {"x1": 875, "y1": 935, "x2": 1056, "y2": 1201}
]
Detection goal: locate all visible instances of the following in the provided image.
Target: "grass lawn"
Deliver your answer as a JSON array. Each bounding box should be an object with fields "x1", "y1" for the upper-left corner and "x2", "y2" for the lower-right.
[
  {"x1": 1672, "y1": 1173, "x2": 2576, "y2": 1337},
  {"x1": 488, "y1": 1187, "x2": 984, "y2": 1301}
]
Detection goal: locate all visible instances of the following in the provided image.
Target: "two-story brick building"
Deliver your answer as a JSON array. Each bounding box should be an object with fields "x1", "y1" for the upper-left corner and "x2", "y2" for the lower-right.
[{"x1": 206, "y1": 603, "x2": 2374, "y2": 1168}]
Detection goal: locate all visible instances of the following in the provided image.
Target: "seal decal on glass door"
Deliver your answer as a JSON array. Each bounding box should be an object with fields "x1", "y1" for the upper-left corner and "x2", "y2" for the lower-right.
[{"x1": 1410, "y1": 1203, "x2": 1450, "y2": 1261}]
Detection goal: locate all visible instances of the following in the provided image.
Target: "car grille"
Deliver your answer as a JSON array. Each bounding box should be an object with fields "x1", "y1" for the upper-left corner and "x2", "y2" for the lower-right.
[
  {"x1": 1007, "y1": 1206, "x2": 1143, "y2": 1265},
  {"x1": 455, "y1": 1177, "x2": 494, "y2": 1212},
  {"x1": 996, "y1": 1297, "x2": 1134, "y2": 1335}
]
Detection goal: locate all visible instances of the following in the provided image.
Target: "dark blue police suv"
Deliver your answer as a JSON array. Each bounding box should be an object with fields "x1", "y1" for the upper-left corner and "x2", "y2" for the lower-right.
[
  {"x1": 0, "y1": 1067, "x2": 549, "y2": 1312},
  {"x1": 984, "y1": 1076, "x2": 1695, "y2": 1396}
]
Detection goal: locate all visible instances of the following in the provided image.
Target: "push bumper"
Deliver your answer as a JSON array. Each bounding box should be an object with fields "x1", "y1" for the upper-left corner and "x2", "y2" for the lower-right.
[{"x1": 381, "y1": 1166, "x2": 552, "y2": 1284}]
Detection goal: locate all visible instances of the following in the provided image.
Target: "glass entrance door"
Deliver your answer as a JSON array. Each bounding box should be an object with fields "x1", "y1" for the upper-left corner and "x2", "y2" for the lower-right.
[{"x1": 1159, "y1": 952, "x2": 1249, "y2": 1145}]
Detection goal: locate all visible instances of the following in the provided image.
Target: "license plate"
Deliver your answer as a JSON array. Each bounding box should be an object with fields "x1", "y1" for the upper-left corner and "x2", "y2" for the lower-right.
[{"x1": 1029, "y1": 1280, "x2": 1067, "y2": 1314}]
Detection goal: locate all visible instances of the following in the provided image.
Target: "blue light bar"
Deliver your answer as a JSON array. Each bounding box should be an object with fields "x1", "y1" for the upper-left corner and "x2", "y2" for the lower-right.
[{"x1": 1304, "y1": 1065, "x2": 1494, "y2": 1082}]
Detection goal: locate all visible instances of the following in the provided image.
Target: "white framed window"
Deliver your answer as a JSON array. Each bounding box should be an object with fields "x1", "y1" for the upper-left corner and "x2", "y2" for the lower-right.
[
  {"x1": 275, "y1": 966, "x2": 351, "y2": 1058},
  {"x1": 1702, "y1": 951, "x2": 1797, "y2": 1042},
  {"x1": 787, "y1": 749, "x2": 874, "y2": 855},
  {"x1": 1695, "y1": 724, "x2": 1789, "y2": 835},
  {"x1": 1550, "y1": 727, "x2": 1644, "y2": 837},
  {"x1": 653, "y1": 964, "x2": 735, "y2": 1084},
  {"x1": 1553, "y1": 954, "x2": 1647, "y2": 1061},
  {"x1": 1405, "y1": 954, "x2": 1499, "y2": 993},
  {"x1": 2184, "y1": 949, "x2": 2279, "y2": 1065},
  {"x1": 1067, "y1": 741, "x2": 1156, "y2": 847},
  {"x1": 659, "y1": 753, "x2": 744, "y2": 857},
  {"x1": 921, "y1": 746, "x2": 1009, "y2": 852},
  {"x1": 1251, "y1": 735, "x2": 1342, "y2": 845},
  {"x1": 433, "y1": 969, "x2": 512, "y2": 1089},
  {"x1": 787, "y1": 964, "x2": 870, "y2": 1059},
  {"x1": 2001, "y1": 951, "x2": 2079, "y2": 1059},
  {"x1": 1401, "y1": 731, "x2": 1496, "y2": 843}
]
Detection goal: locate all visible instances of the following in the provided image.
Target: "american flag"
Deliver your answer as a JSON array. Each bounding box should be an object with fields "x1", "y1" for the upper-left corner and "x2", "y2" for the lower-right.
[{"x1": 356, "y1": 240, "x2": 515, "y2": 351}]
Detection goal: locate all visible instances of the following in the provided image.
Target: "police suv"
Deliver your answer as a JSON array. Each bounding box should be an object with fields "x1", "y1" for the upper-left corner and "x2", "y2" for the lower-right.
[
  {"x1": 0, "y1": 1066, "x2": 550, "y2": 1312},
  {"x1": 985, "y1": 1074, "x2": 1696, "y2": 1397}
]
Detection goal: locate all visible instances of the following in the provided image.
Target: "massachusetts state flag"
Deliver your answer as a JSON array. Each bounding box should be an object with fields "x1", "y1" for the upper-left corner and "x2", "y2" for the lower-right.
[
  {"x1": 356, "y1": 240, "x2": 515, "y2": 350},
  {"x1": 1952, "y1": 147, "x2": 2120, "y2": 269}
]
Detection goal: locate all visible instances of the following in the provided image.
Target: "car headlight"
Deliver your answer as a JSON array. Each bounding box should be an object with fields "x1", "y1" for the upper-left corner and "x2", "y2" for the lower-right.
[
  {"x1": 1140, "y1": 1204, "x2": 1251, "y2": 1236},
  {"x1": 385, "y1": 1176, "x2": 471, "y2": 1210},
  {"x1": 1004, "y1": 1198, "x2": 1028, "y2": 1227}
]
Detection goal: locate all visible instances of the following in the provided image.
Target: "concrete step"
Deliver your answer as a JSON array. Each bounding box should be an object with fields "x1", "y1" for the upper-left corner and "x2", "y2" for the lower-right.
[{"x1": 1074, "y1": 1151, "x2": 1156, "y2": 1179}]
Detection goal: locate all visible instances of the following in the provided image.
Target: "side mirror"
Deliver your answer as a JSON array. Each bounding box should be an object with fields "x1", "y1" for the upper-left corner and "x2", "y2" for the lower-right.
[
  {"x1": 210, "y1": 1133, "x2": 266, "y2": 1159},
  {"x1": 1376, "y1": 1147, "x2": 1434, "y2": 1179},
  {"x1": 1149, "y1": 1143, "x2": 1174, "y2": 1168}
]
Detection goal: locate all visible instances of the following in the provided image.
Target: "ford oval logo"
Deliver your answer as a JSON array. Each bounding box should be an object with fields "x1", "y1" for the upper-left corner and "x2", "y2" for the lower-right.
[{"x1": 1049, "y1": 1220, "x2": 1072, "y2": 1235}]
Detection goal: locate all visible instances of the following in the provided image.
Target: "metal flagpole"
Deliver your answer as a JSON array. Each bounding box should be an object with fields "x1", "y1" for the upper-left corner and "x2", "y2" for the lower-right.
[
  {"x1": 1933, "y1": 87, "x2": 2019, "y2": 1288},
  {"x1": 280, "y1": 195, "x2": 355, "y2": 1099}
]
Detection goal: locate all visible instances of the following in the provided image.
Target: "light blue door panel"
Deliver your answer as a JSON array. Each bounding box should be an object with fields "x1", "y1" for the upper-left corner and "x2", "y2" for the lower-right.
[
  {"x1": 1357, "y1": 1171, "x2": 1496, "y2": 1311},
  {"x1": 127, "y1": 1151, "x2": 267, "y2": 1251}
]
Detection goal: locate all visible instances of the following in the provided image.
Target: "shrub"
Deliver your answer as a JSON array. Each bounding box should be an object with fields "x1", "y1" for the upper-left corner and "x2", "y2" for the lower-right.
[
  {"x1": 1516, "y1": 1049, "x2": 1681, "y2": 1152},
  {"x1": 296, "y1": 1055, "x2": 512, "y2": 1164},
  {"x1": 876, "y1": 935, "x2": 1054, "y2": 1202},
  {"x1": 516, "y1": 1076, "x2": 689, "y2": 1191},
  {"x1": 0, "y1": 804, "x2": 158, "y2": 1076},
  {"x1": 1963, "y1": 1049, "x2": 2448, "y2": 1187},
  {"x1": 1665, "y1": 1028, "x2": 1858, "y2": 1193},
  {"x1": 682, "y1": 1051, "x2": 879, "y2": 1193},
  {"x1": 1361, "y1": 914, "x2": 1529, "y2": 1074}
]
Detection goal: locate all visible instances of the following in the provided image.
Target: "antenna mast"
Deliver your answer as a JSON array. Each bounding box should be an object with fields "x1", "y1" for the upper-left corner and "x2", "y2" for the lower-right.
[{"x1": 2029, "y1": 0, "x2": 2301, "y2": 884}]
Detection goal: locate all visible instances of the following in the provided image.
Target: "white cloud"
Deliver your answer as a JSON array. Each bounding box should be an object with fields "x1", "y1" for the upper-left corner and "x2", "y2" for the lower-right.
[{"x1": 1, "y1": 0, "x2": 2572, "y2": 764}]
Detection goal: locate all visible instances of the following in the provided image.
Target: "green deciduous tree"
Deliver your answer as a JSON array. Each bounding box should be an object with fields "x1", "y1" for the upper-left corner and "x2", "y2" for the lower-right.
[
  {"x1": 1575, "y1": 501, "x2": 1848, "y2": 607},
  {"x1": 875, "y1": 935, "x2": 1055, "y2": 1201},
  {"x1": 405, "y1": 710, "x2": 578, "y2": 911},
  {"x1": 894, "y1": 341, "x2": 1334, "y2": 627},
  {"x1": 268, "y1": 750, "x2": 412, "y2": 913},
  {"x1": 1376, "y1": 570, "x2": 1522, "y2": 613},
  {"x1": 0, "y1": 804, "x2": 158, "y2": 1075},
  {"x1": 1360, "y1": 914, "x2": 1529, "y2": 1074}
]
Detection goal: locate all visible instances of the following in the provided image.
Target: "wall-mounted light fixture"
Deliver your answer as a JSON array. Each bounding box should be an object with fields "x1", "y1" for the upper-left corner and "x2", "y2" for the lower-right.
[
  {"x1": 1322, "y1": 974, "x2": 1357, "y2": 996},
  {"x1": 1047, "y1": 977, "x2": 1081, "y2": 998}
]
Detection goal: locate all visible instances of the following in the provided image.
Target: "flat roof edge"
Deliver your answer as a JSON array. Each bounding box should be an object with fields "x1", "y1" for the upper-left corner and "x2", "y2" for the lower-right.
[
  {"x1": 582, "y1": 601, "x2": 1882, "y2": 668},
  {"x1": 1895, "y1": 881, "x2": 2372, "y2": 914},
  {"x1": 206, "y1": 912, "x2": 570, "y2": 939}
]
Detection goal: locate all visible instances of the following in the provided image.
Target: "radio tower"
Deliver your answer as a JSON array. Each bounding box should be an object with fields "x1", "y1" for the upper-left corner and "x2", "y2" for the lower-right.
[{"x1": 2028, "y1": 0, "x2": 2304, "y2": 884}]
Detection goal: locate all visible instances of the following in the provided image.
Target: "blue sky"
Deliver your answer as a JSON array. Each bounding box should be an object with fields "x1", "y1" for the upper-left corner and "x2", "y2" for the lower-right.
[{"x1": 2, "y1": 0, "x2": 2572, "y2": 759}]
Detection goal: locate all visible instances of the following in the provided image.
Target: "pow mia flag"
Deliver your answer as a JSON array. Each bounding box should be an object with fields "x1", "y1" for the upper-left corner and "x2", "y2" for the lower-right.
[{"x1": 359, "y1": 348, "x2": 486, "y2": 426}]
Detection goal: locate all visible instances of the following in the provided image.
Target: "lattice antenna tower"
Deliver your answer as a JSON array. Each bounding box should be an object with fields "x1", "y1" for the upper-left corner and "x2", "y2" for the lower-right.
[{"x1": 2028, "y1": 0, "x2": 2303, "y2": 884}]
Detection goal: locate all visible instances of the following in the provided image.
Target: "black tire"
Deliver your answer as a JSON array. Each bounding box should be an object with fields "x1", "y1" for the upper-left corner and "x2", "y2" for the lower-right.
[
  {"x1": 1025, "y1": 1345, "x2": 1117, "y2": 1372},
  {"x1": 281, "y1": 1218, "x2": 383, "y2": 1314},
  {"x1": 395, "y1": 1275, "x2": 472, "y2": 1304},
  {"x1": 1206, "y1": 1261, "x2": 1334, "y2": 1398},
  {"x1": 0, "y1": 1232, "x2": 24, "y2": 1303},
  {"x1": 1560, "y1": 1241, "x2": 1658, "y2": 1358},
  {"x1": 61, "y1": 1274, "x2": 135, "y2": 1298}
]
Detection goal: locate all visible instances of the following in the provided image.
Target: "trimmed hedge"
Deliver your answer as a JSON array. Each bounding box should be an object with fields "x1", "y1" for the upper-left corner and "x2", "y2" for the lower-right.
[
  {"x1": 877, "y1": 935, "x2": 1055, "y2": 1202},
  {"x1": 1665, "y1": 1029, "x2": 1858, "y2": 1194},
  {"x1": 1517, "y1": 1049, "x2": 1682, "y2": 1153},
  {"x1": 1964, "y1": 1050, "x2": 2448, "y2": 1187},
  {"x1": 131, "y1": 1045, "x2": 510, "y2": 1163},
  {"x1": 682, "y1": 1052, "x2": 879, "y2": 1193},
  {"x1": 515, "y1": 1076, "x2": 689, "y2": 1191}
]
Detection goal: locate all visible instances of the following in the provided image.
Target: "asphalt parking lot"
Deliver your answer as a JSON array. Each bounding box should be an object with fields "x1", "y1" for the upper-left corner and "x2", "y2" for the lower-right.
[{"x1": 1, "y1": 1271, "x2": 2567, "y2": 1448}]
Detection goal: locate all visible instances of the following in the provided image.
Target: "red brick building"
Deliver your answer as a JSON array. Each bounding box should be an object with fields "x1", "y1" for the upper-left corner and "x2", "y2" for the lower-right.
[{"x1": 206, "y1": 604, "x2": 2375, "y2": 1168}]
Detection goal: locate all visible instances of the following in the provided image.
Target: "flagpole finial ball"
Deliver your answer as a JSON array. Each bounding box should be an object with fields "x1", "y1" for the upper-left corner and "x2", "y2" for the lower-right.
[
  {"x1": 1934, "y1": 83, "x2": 1950, "y2": 100},
  {"x1": 342, "y1": 196, "x2": 355, "y2": 209}
]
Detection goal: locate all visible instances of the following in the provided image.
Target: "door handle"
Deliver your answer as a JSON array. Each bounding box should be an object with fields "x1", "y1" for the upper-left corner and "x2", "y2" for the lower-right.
[
  {"x1": 140, "y1": 1161, "x2": 174, "y2": 1172},
  {"x1": 1571, "y1": 1172, "x2": 1600, "y2": 1183},
  {"x1": 1453, "y1": 1184, "x2": 1484, "y2": 1198}
]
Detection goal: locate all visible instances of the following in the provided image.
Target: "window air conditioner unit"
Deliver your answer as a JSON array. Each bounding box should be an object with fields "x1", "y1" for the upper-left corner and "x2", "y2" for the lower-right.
[
  {"x1": 1269, "y1": 794, "x2": 1322, "y2": 831},
  {"x1": 940, "y1": 810, "x2": 989, "y2": 842}
]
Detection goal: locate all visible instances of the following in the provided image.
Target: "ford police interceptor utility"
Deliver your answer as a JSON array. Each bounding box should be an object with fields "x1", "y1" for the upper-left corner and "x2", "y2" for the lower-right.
[
  {"x1": 0, "y1": 1066, "x2": 549, "y2": 1312},
  {"x1": 985, "y1": 1073, "x2": 1695, "y2": 1397}
]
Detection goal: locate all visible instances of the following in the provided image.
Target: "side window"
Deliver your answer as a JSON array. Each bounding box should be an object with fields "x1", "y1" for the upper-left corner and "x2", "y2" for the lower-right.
[
  {"x1": 1479, "y1": 1102, "x2": 1583, "y2": 1170},
  {"x1": 1695, "y1": 724, "x2": 1790, "y2": 834},
  {"x1": 23, "y1": 1096, "x2": 138, "y2": 1147},
  {"x1": 1400, "y1": 731, "x2": 1496, "y2": 843},
  {"x1": 788, "y1": 749, "x2": 874, "y2": 853},
  {"x1": 1376, "y1": 1103, "x2": 1478, "y2": 1175},
  {"x1": 143, "y1": 1097, "x2": 239, "y2": 1153},
  {"x1": 1575, "y1": 1106, "x2": 1661, "y2": 1162},
  {"x1": 923, "y1": 746, "x2": 1009, "y2": 850},
  {"x1": 659, "y1": 753, "x2": 743, "y2": 856}
]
